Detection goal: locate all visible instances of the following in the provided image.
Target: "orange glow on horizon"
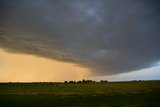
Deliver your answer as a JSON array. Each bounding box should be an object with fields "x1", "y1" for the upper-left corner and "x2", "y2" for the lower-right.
[{"x1": 0, "y1": 49, "x2": 90, "y2": 82}]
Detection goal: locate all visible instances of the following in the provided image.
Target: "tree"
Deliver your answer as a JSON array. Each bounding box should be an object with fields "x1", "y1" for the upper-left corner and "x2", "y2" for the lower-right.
[{"x1": 64, "y1": 81, "x2": 68, "y2": 83}]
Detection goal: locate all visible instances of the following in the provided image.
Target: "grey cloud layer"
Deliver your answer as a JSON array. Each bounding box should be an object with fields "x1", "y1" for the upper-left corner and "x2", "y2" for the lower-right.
[{"x1": 0, "y1": 0, "x2": 160, "y2": 75}]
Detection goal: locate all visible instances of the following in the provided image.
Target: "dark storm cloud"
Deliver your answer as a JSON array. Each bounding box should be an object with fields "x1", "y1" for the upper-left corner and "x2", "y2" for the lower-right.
[{"x1": 0, "y1": 0, "x2": 160, "y2": 75}]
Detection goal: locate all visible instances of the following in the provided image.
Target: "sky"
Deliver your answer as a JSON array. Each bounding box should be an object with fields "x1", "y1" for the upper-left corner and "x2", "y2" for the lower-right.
[
  {"x1": 0, "y1": 49, "x2": 89, "y2": 82},
  {"x1": 0, "y1": 0, "x2": 160, "y2": 82}
]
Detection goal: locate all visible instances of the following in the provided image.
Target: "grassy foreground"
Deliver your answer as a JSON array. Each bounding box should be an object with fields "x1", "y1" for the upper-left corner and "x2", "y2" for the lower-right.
[{"x1": 0, "y1": 80, "x2": 160, "y2": 107}]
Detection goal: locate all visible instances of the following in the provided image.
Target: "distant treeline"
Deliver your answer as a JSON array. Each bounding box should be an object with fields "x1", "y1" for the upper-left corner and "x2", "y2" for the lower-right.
[
  {"x1": 0, "y1": 79, "x2": 151, "y2": 84},
  {"x1": 64, "y1": 79, "x2": 108, "y2": 83}
]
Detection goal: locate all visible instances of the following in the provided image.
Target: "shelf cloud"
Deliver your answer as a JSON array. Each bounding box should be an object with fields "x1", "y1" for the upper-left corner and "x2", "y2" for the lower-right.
[{"x1": 0, "y1": 0, "x2": 160, "y2": 75}]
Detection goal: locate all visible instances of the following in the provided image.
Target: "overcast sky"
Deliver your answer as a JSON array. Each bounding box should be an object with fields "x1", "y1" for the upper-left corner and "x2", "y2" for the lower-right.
[{"x1": 0, "y1": 0, "x2": 160, "y2": 81}]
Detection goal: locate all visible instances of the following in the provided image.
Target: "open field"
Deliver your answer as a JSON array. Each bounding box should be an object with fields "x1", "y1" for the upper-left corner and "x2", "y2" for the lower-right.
[{"x1": 0, "y1": 80, "x2": 160, "y2": 107}]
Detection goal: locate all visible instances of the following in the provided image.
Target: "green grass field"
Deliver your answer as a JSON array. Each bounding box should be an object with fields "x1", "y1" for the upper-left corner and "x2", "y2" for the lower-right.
[{"x1": 0, "y1": 80, "x2": 160, "y2": 107}]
